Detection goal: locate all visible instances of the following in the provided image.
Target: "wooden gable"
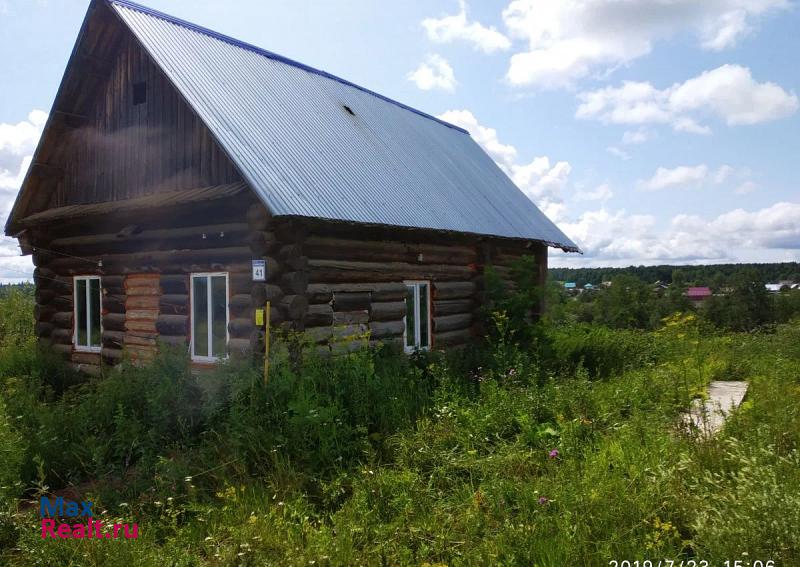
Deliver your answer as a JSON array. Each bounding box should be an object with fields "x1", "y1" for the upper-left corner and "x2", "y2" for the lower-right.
[{"x1": 8, "y1": 0, "x2": 242, "y2": 232}]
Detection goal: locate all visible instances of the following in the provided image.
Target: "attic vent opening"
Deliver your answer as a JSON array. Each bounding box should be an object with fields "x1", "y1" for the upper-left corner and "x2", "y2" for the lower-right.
[
  {"x1": 343, "y1": 105, "x2": 355, "y2": 116},
  {"x1": 133, "y1": 82, "x2": 147, "y2": 105}
]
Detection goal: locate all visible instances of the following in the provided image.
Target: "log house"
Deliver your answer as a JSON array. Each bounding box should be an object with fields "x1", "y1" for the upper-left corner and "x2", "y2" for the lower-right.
[{"x1": 5, "y1": 0, "x2": 578, "y2": 374}]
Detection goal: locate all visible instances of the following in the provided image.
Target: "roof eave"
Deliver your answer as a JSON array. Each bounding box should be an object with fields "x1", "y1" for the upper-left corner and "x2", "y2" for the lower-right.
[{"x1": 274, "y1": 214, "x2": 582, "y2": 253}]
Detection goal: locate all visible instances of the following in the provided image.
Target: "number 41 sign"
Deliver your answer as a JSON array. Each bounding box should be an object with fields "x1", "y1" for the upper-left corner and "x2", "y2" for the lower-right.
[{"x1": 252, "y1": 259, "x2": 266, "y2": 282}]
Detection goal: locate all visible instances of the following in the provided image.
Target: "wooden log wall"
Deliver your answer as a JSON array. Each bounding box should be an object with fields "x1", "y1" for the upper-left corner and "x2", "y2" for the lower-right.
[
  {"x1": 301, "y1": 231, "x2": 477, "y2": 350},
  {"x1": 29, "y1": 194, "x2": 264, "y2": 372},
  {"x1": 124, "y1": 274, "x2": 160, "y2": 363},
  {"x1": 298, "y1": 227, "x2": 549, "y2": 351},
  {"x1": 30, "y1": 191, "x2": 549, "y2": 371}
]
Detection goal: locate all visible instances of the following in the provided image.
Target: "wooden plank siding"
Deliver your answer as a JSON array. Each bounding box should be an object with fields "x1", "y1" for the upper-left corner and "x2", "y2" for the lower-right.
[{"x1": 48, "y1": 33, "x2": 239, "y2": 209}]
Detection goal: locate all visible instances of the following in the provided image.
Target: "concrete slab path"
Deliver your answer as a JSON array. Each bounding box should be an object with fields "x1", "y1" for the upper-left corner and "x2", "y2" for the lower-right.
[{"x1": 683, "y1": 381, "x2": 749, "y2": 436}]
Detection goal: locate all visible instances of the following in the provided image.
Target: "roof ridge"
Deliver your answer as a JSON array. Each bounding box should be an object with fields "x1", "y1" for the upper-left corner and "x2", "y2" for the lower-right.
[{"x1": 108, "y1": 0, "x2": 469, "y2": 135}]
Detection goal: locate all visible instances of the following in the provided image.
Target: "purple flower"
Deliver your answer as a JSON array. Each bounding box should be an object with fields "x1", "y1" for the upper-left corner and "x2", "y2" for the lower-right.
[
  {"x1": 548, "y1": 449, "x2": 559, "y2": 459},
  {"x1": 538, "y1": 496, "x2": 549, "y2": 505}
]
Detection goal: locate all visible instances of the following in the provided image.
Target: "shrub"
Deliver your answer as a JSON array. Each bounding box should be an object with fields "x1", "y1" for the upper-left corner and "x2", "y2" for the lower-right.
[
  {"x1": 687, "y1": 439, "x2": 800, "y2": 563},
  {"x1": 543, "y1": 323, "x2": 653, "y2": 379},
  {"x1": 0, "y1": 397, "x2": 24, "y2": 507},
  {"x1": 208, "y1": 342, "x2": 434, "y2": 479},
  {"x1": 0, "y1": 287, "x2": 34, "y2": 351}
]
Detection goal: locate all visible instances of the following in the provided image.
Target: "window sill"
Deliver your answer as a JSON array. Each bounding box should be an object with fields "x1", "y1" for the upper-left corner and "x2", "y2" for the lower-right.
[
  {"x1": 191, "y1": 356, "x2": 222, "y2": 364},
  {"x1": 74, "y1": 346, "x2": 102, "y2": 353},
  {"x1": 404, "y1": 346, "x2": 430, "y2": 354}
]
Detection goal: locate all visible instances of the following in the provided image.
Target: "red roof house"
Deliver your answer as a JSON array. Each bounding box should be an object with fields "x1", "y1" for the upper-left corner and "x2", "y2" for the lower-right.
[{"x1": 685, "y1": 287, "x2": 712, "y2": 303}]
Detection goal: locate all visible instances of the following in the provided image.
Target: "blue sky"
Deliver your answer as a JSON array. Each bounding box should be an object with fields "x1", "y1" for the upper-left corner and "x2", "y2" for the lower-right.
[{"x1": 1, "y1": 0, "x2": 799, "y2": 281}]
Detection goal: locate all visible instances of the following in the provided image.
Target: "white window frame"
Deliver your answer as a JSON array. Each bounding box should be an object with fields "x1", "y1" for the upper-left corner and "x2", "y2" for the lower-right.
[
  {"x1": 403, "y1": 280, "x2": 431, "y2": 353},
  {"x1": 189, "y1": 272, "x2": 230, "y2": 362},
  {"x1": 73, "y1": 275, "x2": 102, "y2": 353}
]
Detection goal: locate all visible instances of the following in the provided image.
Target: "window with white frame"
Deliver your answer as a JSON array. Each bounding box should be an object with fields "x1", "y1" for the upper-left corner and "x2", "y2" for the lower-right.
[
  {"x1": 190, "y1": 273, "x2": 229, "y2": 361},
  {"x1": 74, "y1": 276, "x2": 102, "y2": 351},
  {"x1": 404, "y1": 281, "x2": 431, "y2": 352}
]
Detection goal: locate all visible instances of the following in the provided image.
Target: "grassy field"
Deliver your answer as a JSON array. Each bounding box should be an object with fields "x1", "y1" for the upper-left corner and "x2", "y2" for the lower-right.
[{"x1": 0, "y1": 287, "x2": 799, "y2": 565}]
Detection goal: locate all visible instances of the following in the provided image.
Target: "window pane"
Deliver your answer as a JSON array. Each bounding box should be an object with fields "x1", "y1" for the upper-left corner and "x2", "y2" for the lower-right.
[
  {"x1": 210, "y1": 275, "x2": 227, "y2": 357},
  {"x1": 75, "y1": 279, "x2": 87, "y2": 346},
  {"x1": 192, "y1": 276, "x2": 208, "y2": 357},
  {"x1": 419, "y1": 283, "x2": 429, "y2": 348},
  {"x1": 405, "y1": 285, "x2": 416, "y2": 348},
  {"x1": 89, "y1": 279, "x2": 101, "y2": 347}
]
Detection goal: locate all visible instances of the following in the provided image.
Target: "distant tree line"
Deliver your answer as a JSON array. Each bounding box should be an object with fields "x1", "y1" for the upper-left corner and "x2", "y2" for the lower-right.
[
  {"x1": 546, "y1": 267, "x2": 800, "y2": 332},
  {"x1": 0, "y1": 283, "x2": 33, "y2": 298},
  {"x1": 549, "y1": 262, "x2": 800, "y2": 290}
]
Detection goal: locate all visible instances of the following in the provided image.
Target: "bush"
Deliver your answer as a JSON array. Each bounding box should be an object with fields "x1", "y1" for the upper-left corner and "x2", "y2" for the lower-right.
[
  {"x1": 543, "y1": 323, "x2": 654, "y2": 379},
  {"x1": 0, "y1": 397, "x2": 24, "y2": 507},
  {"x1": 208, "y1": 342, "x2": 435, "y2": 479},
  {"x1": 0, "y1": 287, "x2": 34, "y2": 351},
  {"x1": 0, "y1": 346, "x2": 204, "y2": 488},
  {"x1": 688, "y1": 439, "x2": 800, "y2": 563}
]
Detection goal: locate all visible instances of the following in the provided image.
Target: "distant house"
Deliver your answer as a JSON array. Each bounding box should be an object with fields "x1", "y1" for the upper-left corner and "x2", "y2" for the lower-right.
[
  {"x1": 686, "y1": 287, "x2": 712, "y2": 305},
  {"x1": 4, "y1": 0, "x2": 578, "y2": 373},
  {"x1": 564, "y1": 282, "x2": 577, "y2": 291},
  {"x1": 582, "y1": 283, "x2": 595, "y2": 291},
  {"x1": 765, "y1": 283, "x2": 784, "y2": 293}
]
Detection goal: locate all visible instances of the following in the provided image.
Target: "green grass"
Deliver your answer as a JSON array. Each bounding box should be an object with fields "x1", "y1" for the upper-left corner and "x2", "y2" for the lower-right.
[{"x1": 0, "y1": 288, "x2": 799, "y2": 565}]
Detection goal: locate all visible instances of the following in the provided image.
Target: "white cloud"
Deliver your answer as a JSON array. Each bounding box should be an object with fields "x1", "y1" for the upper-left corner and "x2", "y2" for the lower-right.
[
  {"x1": 0, "y1": 109, "x2": 46, "y2": 156},
  {"x1": 509, "y1": 156, "x2": 572, "y2": 221},
  {"x1": 606, "y1": 146, "x2": 630, "y2": 160},
  {"x1": 677, "y1": 201, "x2": 800, "y2": 250},
  {"x1": 422, "y1": 1, "x2": 511, "y2": 54},
  {"x1": 577, "y1": 64, "x2": 798, "y2": 133},
  {"x1": 638, "y1": 165, "x2": 709, "y2": 191},
  {"x1": 670, "y1": 64, "x2": 799, "y2": 125},
  {"x1": 437, "y1": 109, "x2": 571, "y2": 221},
  {"x1": 638, "y1": 163, "x2": 748, "y2": 191},
  {"x1": 621, "y1": 128, "x2": 650, "y2": 145},
  {"x1": 735, "y1": 181, "x2": 757, "y2": 194},
  {"x1": 500, "y1": 0, "x2": 788, "y2": 87},
  {"x1": 554, "y1": 200, "x2": 800, "y2": 266},
  {"x1": 407, "y1": 54, "x2": 457, "y2": 92},
  {"x1": 0, "y1": 109, "x2": 46, "y2": 282},
  {"x1": 0, "y1": 110, "x2": 47, "y2": 188},
  {"x1": 0, "y1": 154, "x2": 32, "y2": 193},
  {"x1": 437, "y1": 109, "x2": 517, "y2": 168},
  {"x1": 713, "y1": 164, "x2": 734, "y2": 184},
  {"x1": 575, "y1": 183, "x2": 613, "y2": 202},
  {"x1": 672, "y1": 117, "x2": 712, "y2": 135}
]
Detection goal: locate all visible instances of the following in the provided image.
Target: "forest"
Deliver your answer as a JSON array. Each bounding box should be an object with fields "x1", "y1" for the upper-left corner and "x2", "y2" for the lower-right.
[
  {"x1": 0, "y1": 261, "x2": 799, "y2": 566},
  {"x1": 550, "y1": 261, "x2": 800, "y2": 288}
]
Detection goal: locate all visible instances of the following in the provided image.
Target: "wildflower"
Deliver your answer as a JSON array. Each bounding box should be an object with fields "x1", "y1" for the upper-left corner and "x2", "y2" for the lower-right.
[
  {"x1": 538, "y1": 496, "x2": 549, "y2": 505},
  {"x1": 548, "y1": 448, "x2": 559, "y2": 459}
]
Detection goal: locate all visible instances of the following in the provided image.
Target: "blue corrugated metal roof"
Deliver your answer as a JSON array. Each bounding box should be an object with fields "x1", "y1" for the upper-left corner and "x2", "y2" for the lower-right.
[{"x1": 110, "y1": 0, "x2": 579, "y2": 252}]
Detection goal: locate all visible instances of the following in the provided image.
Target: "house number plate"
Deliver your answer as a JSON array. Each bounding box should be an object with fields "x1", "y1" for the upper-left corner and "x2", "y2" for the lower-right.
[{"x1": 252, "y1": 259, "x2": 266, "y2": 282}]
